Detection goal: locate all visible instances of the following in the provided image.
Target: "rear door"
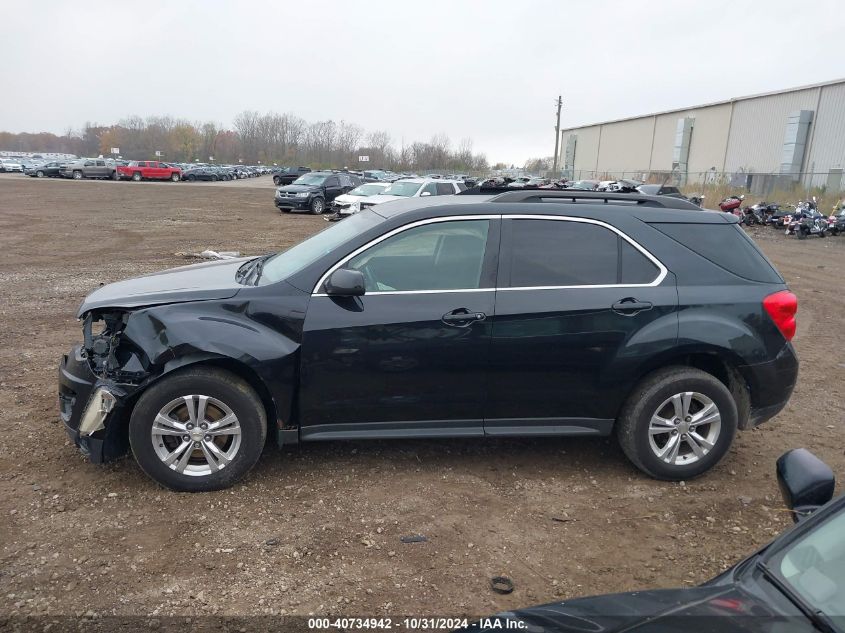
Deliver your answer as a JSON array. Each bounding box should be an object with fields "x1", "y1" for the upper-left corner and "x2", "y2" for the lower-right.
[
  {"x1": 485, "y1": 215, "x2": 678, "y2": 436},
  {"x1": 323, "y1": 175, "x2": 342, "y2": 202}
]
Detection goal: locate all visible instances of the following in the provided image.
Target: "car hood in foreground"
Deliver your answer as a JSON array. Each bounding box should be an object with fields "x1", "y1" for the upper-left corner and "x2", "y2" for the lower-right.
[
  {"x1": 470, "y1": 584, "x2": 797, "y2": 633},
  {"x1": 77, "y1": 257, "x2": 251, "y2": 316}
]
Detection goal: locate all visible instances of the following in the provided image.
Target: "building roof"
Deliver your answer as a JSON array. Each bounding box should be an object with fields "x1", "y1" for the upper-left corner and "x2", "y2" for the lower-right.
[{"x1": 560, "y1": 77, "x2": 845, "y2": 132}]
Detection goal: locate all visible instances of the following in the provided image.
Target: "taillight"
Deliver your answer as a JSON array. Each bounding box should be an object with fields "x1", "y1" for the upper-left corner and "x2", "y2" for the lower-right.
[{"x1": 763, "y1": 290, "x2": 798, "y2": 341}]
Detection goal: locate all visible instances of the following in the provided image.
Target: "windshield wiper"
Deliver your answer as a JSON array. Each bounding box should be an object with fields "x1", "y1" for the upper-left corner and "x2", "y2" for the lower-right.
[
  {"x1": 242, "y1": 253, "x2": 274, "y2": 286},
  {"x1": 756, "y1": 560, "x2": 839, "y2": 633}
]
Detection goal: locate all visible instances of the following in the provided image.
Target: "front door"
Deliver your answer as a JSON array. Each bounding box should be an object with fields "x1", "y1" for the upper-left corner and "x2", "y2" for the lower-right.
[
  {"x1": 485, "y1": 216, "x2": 678, "y2": 436},
  {"x1": 299, "y1": 217, "x2": 499, "y2": 440}
]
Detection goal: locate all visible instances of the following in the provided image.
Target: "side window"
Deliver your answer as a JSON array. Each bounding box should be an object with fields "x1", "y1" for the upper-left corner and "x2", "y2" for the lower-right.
[
  {"x1": 325, "y1": 176, "x2": 339, "y2": 187},
  {"x1": 421, "y1": 183, "x2": 437, "y2": 196},
  {"x1": 340, "y1": 175, "x2": 352, "y2": 187},
  {"x1": 84, "y1": 161, "x2": 94, "y2": 167},
  {"x1": 620, "y1": 240, "x2": 659, "y2": 284},
  {"x1": 436, "y1": 182, "x2": 455, "y2": 195},
  {"x1": 96, "y1": 160, "x2": 105, "y2": 166},
  {"x1": 347, "y1": 220, "x2": 490, "y2": 292},
  {"x1": 508, "y1": 219, "x2": 618, "y2": 287}
]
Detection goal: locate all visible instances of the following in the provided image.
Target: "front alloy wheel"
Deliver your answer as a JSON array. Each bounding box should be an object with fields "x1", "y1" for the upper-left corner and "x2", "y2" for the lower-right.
[
  {"x1": 310, "y1": 197, "x2": 325, "y2": 214},
  {"x1": 151, "y1": 396, "x2": 242, "y2": 476},
  {"x1": 129, "y1": 367, "x2": 266, "y2": 491}
]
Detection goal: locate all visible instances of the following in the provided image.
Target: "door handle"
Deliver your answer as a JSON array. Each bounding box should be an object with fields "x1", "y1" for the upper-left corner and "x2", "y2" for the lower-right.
[
  {"x1": 611, "y1": 298, "x2": 653, "y2": 315},
  {"x1": 442, "y1": 309, "x2": 486, "y2": 326}
]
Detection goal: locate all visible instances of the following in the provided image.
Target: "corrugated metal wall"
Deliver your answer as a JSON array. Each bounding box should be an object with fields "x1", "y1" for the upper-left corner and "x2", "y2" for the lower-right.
[
  {"x1": 594, "y1": 117, "x2": 655, "y2": 173},
  {"x1": 722, "y1": 87, "x2": 820, "y2": 173},
  {"x1": 650, "y1": 104, "x2": 732, "y2": 174},
  {"x1": 558, "y1": 80, "x2": 845, "y2": 185},
  {"x1": 805, "y1": 82, "x2": 845, "y2": 187}
]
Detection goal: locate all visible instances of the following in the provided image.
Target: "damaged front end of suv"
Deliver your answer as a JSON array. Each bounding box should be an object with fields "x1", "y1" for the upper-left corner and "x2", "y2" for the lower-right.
[{"x1": 59, "y1": 308, "x2": 157, "y2": 462}]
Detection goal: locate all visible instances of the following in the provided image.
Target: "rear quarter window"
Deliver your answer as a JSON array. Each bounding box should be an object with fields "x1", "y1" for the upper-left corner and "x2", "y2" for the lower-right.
[{"x1": 651, "y1": 223, "x2": 783, "y2": 283}]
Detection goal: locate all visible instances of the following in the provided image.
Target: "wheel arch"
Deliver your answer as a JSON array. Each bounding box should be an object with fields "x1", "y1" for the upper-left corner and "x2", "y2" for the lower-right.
[{"x1": 627, "y1": 347, "x2": 751, "y2": 429}]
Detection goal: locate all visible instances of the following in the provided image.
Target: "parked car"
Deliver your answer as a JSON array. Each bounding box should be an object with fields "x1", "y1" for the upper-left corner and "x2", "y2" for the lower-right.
[
  {"x1": 117, "y1": 161, "x2": 182, "y2": 182},
  {"x1": 61, "y1": 159, "x2": 119, "y2": 180},
  {"x1": 58, "y1": 190, "x2": 797, "y2": 492},
  {"x1": 330, "y1": 182, "x2": 391, "y2": 215},
  {"x1": 468, "y1": 448, "x2": 842, "y2": 632},
  {"x1": 274, "y1": 171, "x2": 359, "y2": 214},
  {"x1": 349, "y1": 178, "x2": 466, "y2": 212},
  {"x1": 272, "y1": 166, "x2": 311, "y2": 186},
  {"x1": 565, "y1": 179, "x2": 600, "y2": 190},
  {"x1": 0, "y1": 158, "x2": 24, "y2": 173},
  {"x1": 25, "y1": 161, "x2": 66, "y2": 178},
  {"x1": 181, "y1": 166, "x2": 221, "y2": 182},
  {"x1": 636, "y1": 183, "x2": 687, "y2": 199}
]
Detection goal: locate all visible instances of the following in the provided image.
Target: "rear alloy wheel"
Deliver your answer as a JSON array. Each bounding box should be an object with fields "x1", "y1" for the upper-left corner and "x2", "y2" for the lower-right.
[
  {"x1": 129, "y1": 367, "x2": 266, "y2": 492},
  {"x1": 310, "y1": 197, "x2": 325, "y2": 215},
  {"x1": 132, "y1": 171, "x2": 142, "y2": 181},
  {"x1": 36, "y1": 170, "x2": 44, "y2": 178},
  {"x1": 616, "y1": 367, "x2": 737, "y2": 480}
]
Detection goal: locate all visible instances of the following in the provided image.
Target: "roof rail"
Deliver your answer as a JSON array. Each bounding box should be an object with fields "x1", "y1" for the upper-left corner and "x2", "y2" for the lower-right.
[{"x1": 486, "y1": 189, "x2": 701, "y2": 210}]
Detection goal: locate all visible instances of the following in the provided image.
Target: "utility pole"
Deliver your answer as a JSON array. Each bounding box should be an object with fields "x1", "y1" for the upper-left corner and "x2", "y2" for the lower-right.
[{"x1": 551, "y1": 95, "x2": 562, "y2": 175}]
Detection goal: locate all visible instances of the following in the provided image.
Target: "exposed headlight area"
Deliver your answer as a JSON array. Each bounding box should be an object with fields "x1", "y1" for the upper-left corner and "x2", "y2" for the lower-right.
[{"x1": 82, "y1": 310, "x2": 148, "y2": 381}]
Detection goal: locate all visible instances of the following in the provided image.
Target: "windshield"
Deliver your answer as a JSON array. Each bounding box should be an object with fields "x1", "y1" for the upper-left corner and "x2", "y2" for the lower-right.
[
  {"x1": 258, "y1": 210, "x2": 383, "y2": 285},
  {"x1": 766, "y1": 504, "x2": 845, "y2": 617},
  {"x1": 293, "y1": 174, "x2": 327, "y2": 186},
  {"x1": 381, "y1": 182, "x2": 422, "y2": 197},
  {"x1": 349, "y1": 184, "x2": 387, "y2": 196}
]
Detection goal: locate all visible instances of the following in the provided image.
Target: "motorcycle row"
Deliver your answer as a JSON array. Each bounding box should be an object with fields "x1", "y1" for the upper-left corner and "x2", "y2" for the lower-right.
[{"x1": 718, "y1": 194, "x2": 845, "y2": 239}]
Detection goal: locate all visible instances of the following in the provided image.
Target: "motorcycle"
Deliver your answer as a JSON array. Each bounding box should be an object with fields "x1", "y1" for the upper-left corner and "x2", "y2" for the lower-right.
[
  {"x1": 719, "y1": 194, "x2": 745, "y2": 214},
  {"x1": 785, "y1": 198, "x2": 828, "y2": 238},
  {"x1": 828, "y1": 208, "x2": 845, "y2": 236}
]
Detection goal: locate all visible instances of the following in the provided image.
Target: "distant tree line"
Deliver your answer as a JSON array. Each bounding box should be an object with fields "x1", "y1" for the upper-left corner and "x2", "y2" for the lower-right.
[{"x1": 0, "y1": 112, "x2": 490, "y2": 172}]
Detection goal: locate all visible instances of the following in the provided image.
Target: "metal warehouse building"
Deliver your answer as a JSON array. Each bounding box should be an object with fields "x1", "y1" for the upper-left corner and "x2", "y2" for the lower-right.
[{"x1": 559, "y1": 77, "x2": 845, "y2": 192}]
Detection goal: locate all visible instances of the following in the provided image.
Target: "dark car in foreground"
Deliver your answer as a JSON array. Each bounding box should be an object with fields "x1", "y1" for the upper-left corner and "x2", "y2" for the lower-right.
[
  {"x1": 467, "y1": 449, "x2": 843, "y2": 633},
  {"x1": 59, "y1": 190, "x2": 798, "y2": 492},
  {"x1": 274, "y1": 171, "x2": 360, "y2": 214}
]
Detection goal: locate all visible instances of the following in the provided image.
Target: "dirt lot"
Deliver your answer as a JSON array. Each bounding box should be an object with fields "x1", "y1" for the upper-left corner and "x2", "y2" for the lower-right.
[{"x1": 0, "y1": 174, "x2": 843, "y2": 622}]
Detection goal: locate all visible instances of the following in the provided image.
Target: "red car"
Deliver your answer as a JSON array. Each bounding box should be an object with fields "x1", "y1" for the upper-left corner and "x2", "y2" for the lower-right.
[{"x1": 117, "y1": 161, "x2": 182, "y2": 182}]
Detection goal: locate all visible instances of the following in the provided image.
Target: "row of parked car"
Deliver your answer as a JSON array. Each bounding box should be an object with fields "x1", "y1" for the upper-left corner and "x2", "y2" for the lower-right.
[
  {"x1": 1, "y1": 156, "x2": 275, "y2": 182},
  {"x1": 273, "y1": 170, "x2": 469, "y2": 217}
]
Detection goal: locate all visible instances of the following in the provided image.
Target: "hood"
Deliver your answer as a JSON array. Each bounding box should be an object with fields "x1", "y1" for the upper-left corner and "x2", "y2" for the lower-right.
[
  {"x1": 278, "y1": 183, "x2": 320, "y2": 193},
  {"x1": 359, "y1": 194, "x2": 403, "y2": 205},
  {"x1": 77, "y1": 257, "x2": 251, "y2": 316},
  {"x1": 474, "y1": 585, "x2": 780, "y2": 632},
  {"x1": 333, "y1": 193, "x2": 362, "y2": 205}
]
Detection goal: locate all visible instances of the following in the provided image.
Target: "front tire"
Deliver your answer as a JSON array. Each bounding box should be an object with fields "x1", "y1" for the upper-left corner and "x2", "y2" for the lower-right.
[
  {"x1": 310, "y1": 197, "x2": 325, "y2": 215},
  {"x1": 171, "y1": 173, "x2": 180, "y2": 182},
  {"x1": 36, "y1": 170, "x2": 44, "y2": 178},
  {"x1": 616, "y1": 367, "x2": 738, "y2": 480},
  {"x1": 132, "y1": 171, "x2": 142, "y2": 181},
  {"x1": 72, "y1": 170, "x2": 83, "y2": 180},
  {"x1": 273, "y1": 176, "x2": 282, "y2": 186},
  {"x1": 128, "y1": 367, "x2": 267, "y2": 492}
]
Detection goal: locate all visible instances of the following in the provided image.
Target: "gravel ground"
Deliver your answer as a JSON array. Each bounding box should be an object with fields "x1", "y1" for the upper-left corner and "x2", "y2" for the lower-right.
[{"x1": 0, "y1": 174, "x2": 842, "y2": 623}]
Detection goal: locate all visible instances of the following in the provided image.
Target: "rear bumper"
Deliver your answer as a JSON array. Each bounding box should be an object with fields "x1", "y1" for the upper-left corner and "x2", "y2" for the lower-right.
[
  {"x1": 739, "y1": 343, "x2": 799, "y2": 429},
  {"x1": 58, "y1": 345, "x2": 130, "y2": 463}
]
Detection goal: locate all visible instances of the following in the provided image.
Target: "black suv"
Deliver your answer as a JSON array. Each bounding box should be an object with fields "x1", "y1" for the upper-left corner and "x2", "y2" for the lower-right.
[
  {"x1": 274, "y1": 171, "x2": 360, "y2": 214},
  {"x1": 59, "y1": 191, "x2": 798, "y2": 491},
  {"x1": 272, "y1": 166, "x2": 311, "y2": 186}
]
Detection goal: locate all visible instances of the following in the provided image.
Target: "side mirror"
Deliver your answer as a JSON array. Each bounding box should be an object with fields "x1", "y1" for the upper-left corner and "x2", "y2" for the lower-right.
[
  {"x1": 420, "y1": 191, "x2": 432, "y2": 197},
  {"x1": 777, "y1": 449, "x2": 835, "y2": 523},
  {"x1": 325, "y1": 268, "x2": 365, "y2": 297}
]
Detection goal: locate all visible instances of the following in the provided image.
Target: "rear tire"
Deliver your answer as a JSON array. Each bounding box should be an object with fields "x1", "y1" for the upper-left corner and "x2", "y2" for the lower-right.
[
  {"x1": 128, "y1": 367, "x2": 267, "y2": 492},
  {"x1": 72, "y1": 170, "x2": 82, "y2": 180},
  {"x1": 616, "y1": 366, "x2": 738, "y2": 480},
  {"x1": 132, "y1": 171, "x2": 142, "y2": 182},
  {"x1": 36, "y1": 170, "x2": 44, "y2": 178}
]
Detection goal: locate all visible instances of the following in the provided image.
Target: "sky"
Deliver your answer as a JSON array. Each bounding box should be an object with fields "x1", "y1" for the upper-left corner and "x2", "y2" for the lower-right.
[{"x1": 1, "y1": 0, "x2": 843, "y2": 166}]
